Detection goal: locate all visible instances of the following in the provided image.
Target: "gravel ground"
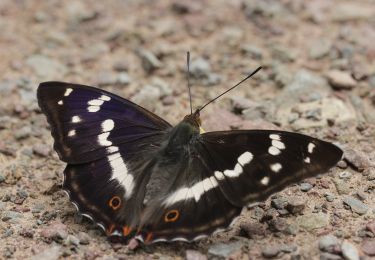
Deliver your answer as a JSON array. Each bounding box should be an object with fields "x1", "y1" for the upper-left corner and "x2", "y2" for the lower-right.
[{"x1": 1, "y1": 0, "x2": 375, "y2": 259}]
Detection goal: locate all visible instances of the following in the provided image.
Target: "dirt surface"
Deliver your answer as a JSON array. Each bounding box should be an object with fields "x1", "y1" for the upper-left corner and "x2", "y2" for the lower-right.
[{"x1": 1, "y1": 0, "x2": 375, "y2": 259}]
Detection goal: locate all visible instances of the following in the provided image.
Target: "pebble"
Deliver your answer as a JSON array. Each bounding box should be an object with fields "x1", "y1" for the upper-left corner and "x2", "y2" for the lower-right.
[
  {"x1": 339, "y1": 171, "x2": 352, "y2": 179},
  {"x1": 271, "y1": 45, "x2": 296, "y2": 62},
  {"x1": 185, "y1": 250, "x2": 207, "y2": 260},
  {"x1": 33, "y1": 144, "x2": 51, "y2": 157},
  {"x1": 341, "y1": 240, "x2": 359, "y2": 260},
  {"x1": 241, "y1": 44, "x2": 263, "y2": 60},
  {"x1": 40, "y1": 221, "x2": 68, "y2": 243},
  {"x1": 271, "y1": 197, "x2": 288, "y2": 210},
  {"x1": 268, "y1": 218, "x2": 288, "y2": 232},
  {"x1": 78, "y1": 232, "x2": 90, "y2": 245},
  {"x1": 240, "y1": 222, "x2": 266, "y2": 238},
  {"x1": 326, "y1": 70, "x2": 357, "y2": 90},
  {"x1": 320, "y1": 252, "x2": 343, "y2": 260},
  {"x1": 131, "y1": 85, "x2": 161, "y2": 111},
  {"x1": 152, "y1": 78, "x2": 173, "y2": 97},
  {"x1": 296, "y1": 213, "x2": 329, "y2": 231},
  {"x1": 230, "y1": 96, "x2": 255, "y2": 113},
  {"x1": 127, "y1": 238, "x2": 140, "y2": 250},
  {"x1": 66, "y1": 235, "x2": 80, "y2": 247},
  {"x1": 309, "y1": 39, "x2": 332, "y2": 59},
  {"x1": 113, "y1": 60, "x2": 129, "y2": 72},
  {"x1": 343, "y1": 148, "x2": 371, "y2": 172},
  {"x1": 331, "y1": 3, "x2": 374, "y2": 22},
  {"x1": 286, "y1": 198, "x2": 306, "y2": 214},
  {"x1": 361, "y1": 240, "x2": 375, "y2": 256},
  {"x1": 343, "y1": 196, "x2": 369, "y2": 215},
  {"x1": 366, "y1": 221, "x2": 375, "y2": 236},
  {"x1": 262, "y1": 245, "x2": 281, "y2": 258},
  {"x1": 333, "y1": 179, "x2": 350, "y2": 195},
  {"x1": 95, "y1": 71, "x2": 130, "y2": 86},
  {"x1": 319, "y1": 235, "x2": 341, "y2": 253},
  {"x1": 137, "y1": 49, "x2": 162, "y2": 73},
  {"x1": 31, "y1": 245, "x2": 61, "y2": 260},
  {"x1": 14, "y1": 126, "x2": 32, "y2": 140},
  {"x1": 26, "y1": 54, "x2": 67, "y2": 79},
  {"x1": 208, "y1": 241, "x2": 243, "y2": 259},
  {"x1": 190, "y1": 58, "x2": 211, "y2": 79},
  {"x1": 1, "y1": 211, "x2": 22, "y2": 222},
  {"x1": 300, "y1": 182, "x2": 313, "y2": 192}
]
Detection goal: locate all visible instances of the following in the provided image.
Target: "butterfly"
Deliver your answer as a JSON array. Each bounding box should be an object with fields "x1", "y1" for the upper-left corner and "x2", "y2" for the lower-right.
[{"x1": 37, "y1": 63, "x2": 342, "y2": 244}]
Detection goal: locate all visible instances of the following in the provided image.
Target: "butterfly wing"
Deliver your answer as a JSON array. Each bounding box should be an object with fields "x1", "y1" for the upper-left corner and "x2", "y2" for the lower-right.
[
  {"x1": 199, "y1": 130, "x2": 343, "y2": 207},
  {"x1": 37, "y1": 82, "x2": 172, "y2": 235},
  {"x1": 136, "y1": 147, "x2": 242, "y2": 243}
]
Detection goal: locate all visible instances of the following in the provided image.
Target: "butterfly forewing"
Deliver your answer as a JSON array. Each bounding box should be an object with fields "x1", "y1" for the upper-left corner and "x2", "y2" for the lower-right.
[
  {"x1": 38, "y1": 82, "x2": 172, "y2": 236},
  {"x1": 37, "y1": 82, "x2": 171, "y2": 164},
  {"x1": 200, "y1": 130, "x2": 343, "y2": 207}
]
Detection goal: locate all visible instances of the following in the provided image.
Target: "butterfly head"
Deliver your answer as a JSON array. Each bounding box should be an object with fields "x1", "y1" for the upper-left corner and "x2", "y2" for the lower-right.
[{"x1": 183, "y1": 109, "x2": 204, "y2": 133}]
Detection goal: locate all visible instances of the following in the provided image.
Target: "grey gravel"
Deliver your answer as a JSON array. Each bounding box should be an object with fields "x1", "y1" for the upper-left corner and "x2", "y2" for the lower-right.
[
  {"x1": 208, "y1": 241, "x2": 243, "y2": 259},
  {"x1": 137, "y1": 49, "x2": 162, "y2": 73},
  {"x1": 190, "y1": 58, "x2": 211, "y2": 79},
  {"x1": 319, "y1": 235, "x2": 341, "y2": 253},
  {"x1": 341, "y1": 240, "x2": 359, "y2": 260},
  {"x1": 300, "y1": 182, "x2": 313, "y2": 192},
  {"x1": 296, "y1": 213, "x2": 329, "y2": 231},
  {"x1": 26, "y1": 54, "x2": 67, "y2": 79},
  {"x1": 262, "y1": 245, "x2": 281, "y2": 258},
  {"x1": 343, "y1": 196, "x2": 369, "y2": 215}
]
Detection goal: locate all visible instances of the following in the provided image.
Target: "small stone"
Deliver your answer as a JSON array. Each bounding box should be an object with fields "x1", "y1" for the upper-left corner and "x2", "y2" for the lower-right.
[
  {"x1": 33, "y1": 144, "x2": 51, "y2": 157},
  {"x1": 326, "y1": 70, "x2": 357, "y2": 90},
  {"x1": 190, "y1": 58, "x2": 211, "y2": 79},
  {"x1": 296, "y1": 213, "x2": 329, "y2": 231},
  {"x1": 14, "y1": 126, "x2": 32, "y2": 140},
  {"x1": 137, "y1": 49, "x2": 162, "y2": 73},
  {"x1": 66, "y1": 235, "x2": 80, "y2": 247},
  {"x1": 185, "y1": 250, "x2": 207, "y2": 260},
  {"x1": 262, "y1": 245, "x2": 281, "y2": 258},
  {"x1": 208, "y1": 241, "x2": 243, "y2": 259},
  {"x1": 31, "y1": 245, "x2": 61, "y2": 260},
  {"x1": 337, "y1": 160, "x2": 348, "y2": 169},
  {"x1": 113, "y1": 60, "x2": 129, "y2": 72},
  {"x1": 95, "y1": 72, "x2": 118, "y2": 86},
  {"x1": 331, "y1": 3, "x2": 374, "y2": 22},
  {"x1": 241, "y1": 44, "x2": 263, "y2": 60},
  {"x1": 131, "y1": 85, "x2": 161, "y2": 111},
  {"x1": 152, "y1": 78, "x2": 173, "y2": 97},
  {"x1": 271, "y1": 45, "x2": 296, "y2": 62},
  {"x1": 40, "y1": 221, "x2": 68, "y2": 243},
  {"x1": 341, "y1": 240, "x2": 359, "y2": 260},
  {"x1": 366, "y1": 221, "x2": 375, "y2": 236},
  {"x1": 319, "y1": 235, "x2": 341, "y2": 253},
  {"x1": 271, "y1": 197, "x2": 288, "y2": 210},
  {"x1": 320, "y1": 252, "x2": 343, "y2": 260},
  {"x1": 240, "y1": 222, "x2": 266, "y2": 238},
  {"x1": 300, "y1": 182, "x2": 313, "y2": 192},
  {"x1": 78, "y1": 232, "x2": 90, "y2": 245},
  {"x1": 343, "y1": 148, "x2": 371, "y2": 172},
  {"x1": 285, "y1": 223, "x2": 299, "y2": 235},
  {"x1": 339, "y1": 171, "x2": 352, "y2": 179},
  {"x1": 286, "y1": 198, "x2": 306, "y2": 214},
  {"x1": 325, "y1": 193, "x2": 336, "y2": 202},
  {"x1": 1, "y1": 211, "x2": 22, "y2": 222},
  {"x1": 333, "y1": 179, "x2": 350, "y2": 195},
  {"x1": 117, "y1": 72, "x2": 131, "y2": 86},
  {"x1": 343, "y1": 196, "x2": 369, "y2": 215},
  {"x1": 309, "y1": 39, "x2": 332, "y2": 59},
  {"x1": 362, "y1": 240, "x2": 375, "y2": 256},
  {"x1": 356, "y1": 191, "x2": 367, "y2": 201},
  {"x1": 268, "y1": 218, "x2": 288, "y2": 232},
  {"x1": 26, "y1": 54, "x2": 67, "y2": 79}
]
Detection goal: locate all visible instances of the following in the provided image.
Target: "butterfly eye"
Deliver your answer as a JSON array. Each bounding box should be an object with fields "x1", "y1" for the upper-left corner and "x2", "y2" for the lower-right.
[
  {"x1": 164, "y1": 209, "x2": 179, "y2": 222},
  {"x1": 108, "y1": 196, "x2": 122, "y2": 210}
]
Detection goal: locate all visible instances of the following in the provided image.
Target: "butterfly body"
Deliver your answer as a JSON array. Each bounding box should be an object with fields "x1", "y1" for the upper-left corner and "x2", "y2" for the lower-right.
[{"x1": 37, "y1": 82, "x2": 342, "y2": 243}]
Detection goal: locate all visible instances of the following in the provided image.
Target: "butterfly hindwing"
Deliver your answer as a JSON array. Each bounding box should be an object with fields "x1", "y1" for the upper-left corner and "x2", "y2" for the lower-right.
[
  {"x1": 136, "y1": 149, "x2": 242, "y2": 243},
  {"x1": 38, "y1": 82, "x2": 172, "y2": 236},
  {"x1": 200, "y1": 130, "x2": 343, "y2": 207}
]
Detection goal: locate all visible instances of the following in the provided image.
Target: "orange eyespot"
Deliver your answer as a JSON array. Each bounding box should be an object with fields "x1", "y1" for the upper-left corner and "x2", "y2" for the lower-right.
[
  {"x1": 109, "y1": 196, "x2": 121, "y2": 210},
  {"x1": 122, "y1": 226, "x2": 132, "y2": 236},
  {"x1": 164, "y1": 209, "x2": 179, "y2": 222}
]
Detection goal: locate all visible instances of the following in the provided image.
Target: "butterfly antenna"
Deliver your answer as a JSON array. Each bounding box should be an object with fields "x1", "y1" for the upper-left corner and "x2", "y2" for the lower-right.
[
  {"x1": 198, "y1": 66, "x2": 262, "y2": 112},
  {"x1": 187, "y1": 51, "x2": 193, "y2": 115}
]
